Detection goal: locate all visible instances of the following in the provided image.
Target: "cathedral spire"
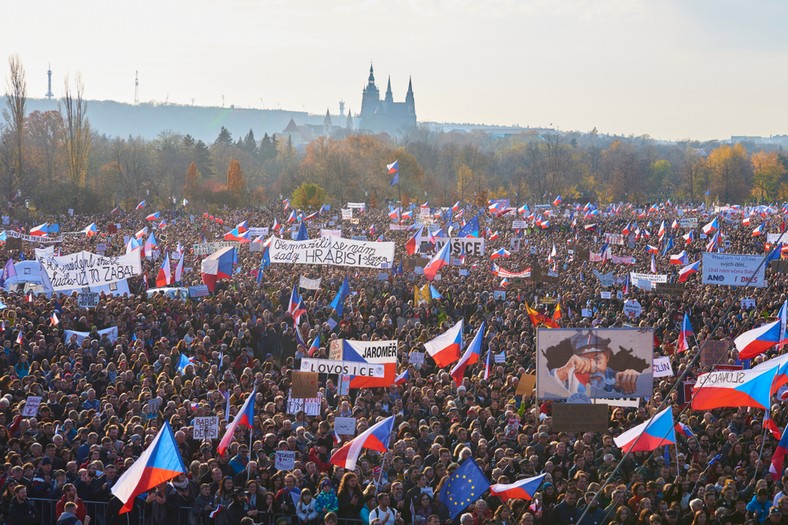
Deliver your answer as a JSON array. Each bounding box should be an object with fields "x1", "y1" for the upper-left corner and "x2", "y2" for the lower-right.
[
  {"x1": 368, "y1": 63, "x2": 375, "y2": 86},
  {"x1": 407, "y1": 76, "x2": 413, "y2": 96},
  {"x1": 385, "y1": 76, "x2": 394, "y2": 104}
]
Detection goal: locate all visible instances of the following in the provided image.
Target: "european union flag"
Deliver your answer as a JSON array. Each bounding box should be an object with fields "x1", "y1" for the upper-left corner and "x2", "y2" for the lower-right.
[{"x1": 438, "y1": 458, "x2": 490, "y2": 519}]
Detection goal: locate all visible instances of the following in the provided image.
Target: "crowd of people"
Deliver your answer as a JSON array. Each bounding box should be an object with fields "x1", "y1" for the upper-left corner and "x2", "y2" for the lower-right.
[{"x1": 0, "y1": 198, "x2": 787, "y2": 525}]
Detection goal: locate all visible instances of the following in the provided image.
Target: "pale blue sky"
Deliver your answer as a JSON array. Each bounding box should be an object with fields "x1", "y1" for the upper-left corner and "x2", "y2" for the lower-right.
[{"x1": 3, "y1": 0, "x2": 788, "y2": 140}]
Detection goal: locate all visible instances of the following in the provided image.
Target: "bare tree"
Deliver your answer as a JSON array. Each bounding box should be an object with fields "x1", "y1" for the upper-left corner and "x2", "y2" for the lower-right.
[
  {"x1": 3, "y1": 55, "x2": 26, "y2": 198},
  {"x1": 62, "y1": 74, "x2": 91, "y2": 187}
]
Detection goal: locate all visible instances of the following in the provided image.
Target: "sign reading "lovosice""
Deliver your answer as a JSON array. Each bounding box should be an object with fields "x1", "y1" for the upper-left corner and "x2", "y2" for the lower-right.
[{"x1": 300, "y1": 358, "x2": 385, "y2": 377}]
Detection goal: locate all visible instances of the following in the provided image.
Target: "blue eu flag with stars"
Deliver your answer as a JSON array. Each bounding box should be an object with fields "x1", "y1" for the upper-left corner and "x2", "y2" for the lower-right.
[{"x1": 438, "y1": 458, "x2": 490, "y2": 519}]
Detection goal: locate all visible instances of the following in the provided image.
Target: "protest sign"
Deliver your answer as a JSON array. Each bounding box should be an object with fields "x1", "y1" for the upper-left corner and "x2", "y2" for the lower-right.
[
  {"x1": 702, "y1": 253, "x2": 766, "y2": 288},
  {"x1": 600, "y1": 291, "x2": 611, "y2": 300},
  {"x1": 653, "y1": 356, "x2": 674, "y2": 378},
  {"x1": 409, "y1": 352, "x2": 425, "y2": 367},
  {"x1": 247, "y1": 227, "x2": 269, "y2": 237},
  {"x1": 320, "y1": 229, "x2": 342, "y2": 237},
  {"x1": 34, "y1": 246, "x2": 54, "y2": 260},
  {"x1": 512, "y1": 220, "x2": 528, "y2": 229},
  {"x1": 286, "y1": 393, "x2": 322, "y2": 416},
  {"x1": 593, "y1": 270, "x2": 615, "y2": 287},
  {"x1": 623, "y1": 300, "x2": 643, "y2": 318},
  {"x1": 188, "y1": 285, "x2": 210, "y2": 298},
  {"x1": 192, "y1": 416, "x2": 219, "y2": 440},
  {"x1": 6, "y1": 230, "x2": 63, "y2": 244},
  {"x1": 493, "y1": 290, "x2": 506, "y2": 301},
  {"x1": 334, "y1": 417, "x2": 357, "y2": 436},
  {"x1": 77, "y1": 292, "x2": 100, "y2": 309},
  {"x1": 341, "y1": 209, "x2": 353, "y2": 220},
  {"x1": 192, "y1": 241, "x2": 238, "y2": 256},
  {"x1": 269, "y1": 236, "x2": 395, "y2": 269},
  {"x1": 275, "y1": 450, "x2": 296, "y2": 471},
  {"x1": 494, "y1": 353, "x2": 506, "y2": 363},
  {"x1": 701, "y1": 340, "x2": 729, "y2": 367},
  {"x1": 22, "y1": 396, "x2": 42, "y2": 417},
  {"x1": 40, "y1": 250, "x2": 141, "y2": 290},
  {"x1": 655, "y1": 283, "x2": 684, "y2": 296},
  {"x1": 516, "y1": 374, "x2": 537, "y2": 396},
  {"x1": 741, "y1": 298, "x2": 756, "y2": 309},
  {"x1": 418, "y1": 237, "x2": 485, "y2": 256},
  {"x1": 299, "y1": 276, "x2": 322, "y2": 290},
  {"x1": 64, "y1": 326, "x2": 119, "y2": 345},
  {"x1": 290, "y1": 371, "x2": 319, "y2": 398},
  {"x1": 300, "y1": 358, "x2": 384, "y2": 377}
]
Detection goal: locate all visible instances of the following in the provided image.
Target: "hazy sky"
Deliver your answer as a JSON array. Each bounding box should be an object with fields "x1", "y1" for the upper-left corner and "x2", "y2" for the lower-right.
[{"x1": 3, "y1": 0, "x2": 788, "y2": 141}]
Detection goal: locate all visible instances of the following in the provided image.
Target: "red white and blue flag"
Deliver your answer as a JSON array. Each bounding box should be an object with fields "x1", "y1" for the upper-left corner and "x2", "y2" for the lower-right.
[
  {"x1": 146, "y1": 212, "x2": 160, "y2": 221},
  {"x1": 450, "y1": 322, "x2": 485, "y2": 386},
  {"x1": 692, "y1": 365, "x2": 778, "y2": 411},
  {"x1": 702, "y1": 217, "x2": 719, "y2": 234},
  {"x1": 677, "y1": 260, "x2": 700, "y2": 282},
  {"x1": 490, "y1": 474, "x2": 546, "y2": 502},
  {"x1": 135, "y1": 200, "x2": 146, "y2": 210},
  {"x1": 424, "y1": 242, "x2": 451, "y2": 281},
  {"x1": 111, "y1": 421, "x2": 186, "y2": 513},
  {"x1": 156, "y1": 252, "x2": 171, "y2": 288},
  {"x1": 613, "y1": 407, "x2": 676, "y2": 453},
  {"x1": 395, "y1": 369, "x2": 410, "y2": 385},
  {"x1": 676, "y1": 313, "x2": 694, "y2": 353},
  {"x1": 735, "y1": 319, "x2": 784, "y2": 360},
  {"x1": 423, "y1": 319, "x2": 463, "y2": 367},
  {"x1": 490, "y1": 248, "x2": 511, "y2": 260},
  {"x1": 330, "y1": 416, "x2": 394, "y2": 470},
  {"x1": 217, "y1": 388, "x2": 256, "y2": 456},
  {"x1": 674, "y1": 422, "x2": 694, "y2": 439},
  {"x1": 669, "y1": 250, "x2": 688, "y2": 265},
  {"x1": 770, "y1": 424, "x2": 788, "y2": 480}
]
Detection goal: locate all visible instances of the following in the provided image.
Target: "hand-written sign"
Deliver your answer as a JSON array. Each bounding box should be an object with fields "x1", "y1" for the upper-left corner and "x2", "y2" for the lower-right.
[
  {"x1": 701, "y1": 340, "x2": 730, "y2": 367},
  {"x1": 22, "y1": 396, "x2": 42, "y2": 417},
  {"x1": 552, "y1": 403, "x2": 608, "y2": 432},
  {"x1": 334, "y1": 417, "x2": 356, "y2": 436},
  {"x1": 269, "y1": 236, "x2": 395, "y2": 269},
  {"x1": 275, "y1": 450, "x2": 296, "y2": 471},
  {"x1": 40, "y1": 250, "x2": 141, "y2": 290},
  {"x1": 77, "y1": 292, "x2": 100, "y2": 309},
  {"x1": 192, "y1": 416, "x2": 219, "y2": 440},
  {"x1": 291, "y1": 371, "x2": 319, "y2": 398}
]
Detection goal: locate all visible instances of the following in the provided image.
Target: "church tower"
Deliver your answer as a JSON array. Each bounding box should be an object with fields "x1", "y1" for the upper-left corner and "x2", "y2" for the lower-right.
[
  {"x1": 360, "y1": 63, "x2": 380, "y2": 123},
  {"x1": 405, "y1": 76, "x2": 415, "y2": 116},
  {"x1": 323, "y1": 109, "x2": 332, "y2": 138},
  {"x1": 384, "y1": 76, "x2": 394, "y2": 106}
]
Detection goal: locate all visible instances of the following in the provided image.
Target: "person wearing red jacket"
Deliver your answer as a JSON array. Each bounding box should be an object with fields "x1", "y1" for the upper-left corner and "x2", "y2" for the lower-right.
[
  {"x1": 55, "y1": 483, "x2": 87, "y2": 524},
  {"x1": 309, "y1": 442, "x2": 332, "y2": 473}
]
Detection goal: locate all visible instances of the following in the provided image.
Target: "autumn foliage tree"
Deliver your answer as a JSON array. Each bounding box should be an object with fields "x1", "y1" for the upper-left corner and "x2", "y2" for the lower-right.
[
  {"x1": 184, "y1": 161, "x2": 199, "y2": 200},
  {"x1": 226, "y1": 159, "x2": 246, "y2": 197},
  {"x1": 292, "y1": 182, "x2": 327, "y2": 209}
]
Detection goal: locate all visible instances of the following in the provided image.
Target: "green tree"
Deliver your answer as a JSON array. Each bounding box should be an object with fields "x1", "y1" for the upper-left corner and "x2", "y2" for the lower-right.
[
  {"x1": 291, "y1": 182, "x2": 327, "y2": 209},
  {"x1": 215, "y1": 126, "x2": 232, "y2": 146}
]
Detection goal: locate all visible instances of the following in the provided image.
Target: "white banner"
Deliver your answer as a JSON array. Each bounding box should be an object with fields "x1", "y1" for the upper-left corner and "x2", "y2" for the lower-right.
[
  {"x1": 247, "y1": 227, "x2": 269, "y2": 237},
  {"x1": 702, "y1": 253, "x2": 766, "y2": 288},
  {"x1": 767, "y1": 233, "x2": 782, "y2": 244},
  {"x1": 41, "y1": 250, "x2": 141, "y2": 290},
  {"x1": 347, "y1": 202, "x2": 366, "y2": 210},
  {"x1": 5, "y1": 230, "x2": 63, "y2": 243},
  {"x1": 341, "y1": 209, "x2": 353, "y2": 220},
  {"x1": 34, "y1": 246, "x2": 54, "y2": 260},
  {"x1": 389, "y1": 224, "x2": 410, "y2": 231},
  {"x1": 341, "y1": 339, "x2": 398, "y2": 364},
  {"x1": 653, "y1": 356, "x2": 674, "y2": 378},
  {"x1": 629, "y1": 272, "x2": 668, "y2": 285},
  {"x1": 604, "y1": 233, "x2": 625, "y2": 245},
  {"x1": 512, "y1": 220, "x2": 528, "y2": 229},
  {"x1": 678, "y1": 218, "x2": 698, "y2": 227},
  {"x1": 268, "y1": 236, "x2": 395, "y2": 269},
  {"x1": 64, "y1": 326, "x2": 119, "y2": 345},
  {"x1": 590, "y1": 253, "x2": 637, "y2": 264},
  {"x1": 320, "y1": 229, "x2": 342, "y2": 237},
  {"x1": 300, "y1": 358, "x2": 385, "y2": 377},
  {"x1": 299, "y1": 276, "x2": 322, "y2": 290},
  {"x1": 192, "y1": 241, "x2": 238, "y2": 255},
  {"x1": 418, "y1": 237, "x2": 485, "y2": 256},
  {"x1": 286, "y1": 393, "x2": 322, "y2": 416}
]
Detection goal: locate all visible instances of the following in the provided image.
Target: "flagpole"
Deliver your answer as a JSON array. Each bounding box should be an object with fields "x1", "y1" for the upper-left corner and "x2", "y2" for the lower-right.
[
  {"x1": 752, "y1": 421, "x2": 769, "y2": 487},
  {"x1": 674, "y1": 443, "x2": 680, "y2": 478}
]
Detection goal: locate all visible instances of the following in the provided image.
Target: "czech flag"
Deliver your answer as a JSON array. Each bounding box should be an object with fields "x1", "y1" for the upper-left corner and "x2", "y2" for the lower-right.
[
  {"x1": 395, "y1": 369, "x2": 410, "y2": 385},
  {"x1": 742, "y1": 216, "x2": 752, "y2": 226},
  {"x1": 200, "y1": 246, "x2": 235, "y2": 292},
  {"x1": 423, "y1": 242, "x2": 451, "y2": 281},
  {"x1": 50, "y1": 312, "x2": 59, "y2": 326},
  {"x1": 490, "y1": 248, "x2": 511, "y2": 260},
  {"x1": 82, "y1": 223, "x2": 98, "y2": 237},
  {"x1": 156, "y1": 252, "x2": 171, "y2": 288},
  {"x1": 488, "y1": 230, "x2": 500, "y2": 241},
  {"x1": 288, "y1": 284, "x2": 307, "y2": 323},
  {"x1": 752, "y1": 223, "x2": 765, "y2": 237},
  {"x1": 287, "y1": 210, "x2": 297, "y2": 223},
  {"x1": 691, "y1": 365, "x2": 778, "y2": 411},
  {"x1": 646, "y1": 244, "x2": 659, "y2": 255},
  {"x1": 217, "y1": 388, "x2": 256, "y2": 455},
  {"x1": 583, "y1": 223, "x2": 597, "y2": 232},
  {"x1": 136, "y1": 200, "x2": 146, "y2": 210},
  {"x1": 677, "y1": 260, "x2": 700, "y2": 282},
  {"x1": 657, "y1": 221, "x2": 666, "y2": 239},
  {"x1": 613, "y1": 407, "x2": 676, "y2": 453},
  {"x1": 450, "y1": 322, "x2": 485, "y2": 386},
  {"x1": 735, "y1": 320, "x2": 783, "y2": 360},
  {"x1": 552, "y1": 195, "x2": 562, "y2": 207},
  {"x1": 682, "y1": 231, "x2": 694, "y2": 244},
  {"x1": 702, "y1": 217, "x2": 719, "y2": 234},
  {"x1": 671, "y1": 219, "x2": 679, "y2": 229},
  {"x1": 29, "y1": 223, "x2": 49, "y2": 237},
  {"x1": 224, "y1": 227, "x2": 251, "y2": 242},
  {"x1": 235, "y1": 220, "x2": 248, "y2": 233},
  {"x1": 452, "y1": 201, "x2": 461, "y2": 212},
  {"x1": 330, "y1": 416, "x2": 394, "y2": 470},
  {"x1": 676, "y1": 313, "x2": 694, "y2": 353},
  {"x1": 423, "y1": 319, "x2": 463, "y2": 367},
  {"x1": 490, "y1": 474, "x2": 546, "y2": 502},
  {"x1": 674, "y1": 422, "x2": 695, "y2": 439},
  {"x1": 135, "y1": 227, "x2": 148, "y2": 239},
  {"x1": 669, "y1": 250, "x2": 688, "y2": 265},
  {"x1": 387, "y1": 160, "x2": 399, "y2": 174},
  {"x1": 308, "y1": 334, "x2": 320, "y2": 357},
  {"x1": 771, "y1": 424, "x2": 788, "y2": 481},
  {"x1": 389, "y1": 207, "x2": 401, "y2": 221},
  {"x1": 146, "y1": 212, "x2": 160, "y2": 221},
  {"x1": 402, "y1": 210, "x2": 413, "y2": 220},
  {"x1": 111, "y1": 421, "x2": 186, "y2": 513}
]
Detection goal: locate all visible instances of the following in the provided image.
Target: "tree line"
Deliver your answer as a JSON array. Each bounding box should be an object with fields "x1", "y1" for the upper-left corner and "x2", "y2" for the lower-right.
[{"x1": 3, "y1": 55, "x2": 788, "y2": 214}]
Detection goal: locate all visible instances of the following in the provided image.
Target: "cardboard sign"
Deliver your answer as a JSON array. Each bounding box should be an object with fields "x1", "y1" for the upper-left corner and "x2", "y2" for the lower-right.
[
  {"x1": 654, "y1": 283, "x2": 684, "y2": 296},
  {"x1": 551, "y1": 403, "x2": 608, "y2": 432},
  {"x1": 329, "y1": 340, "x2": 343, "y2": 361},
  {"x1": 334, "y1": 417, "x2": 356, "y2": 436},
  {"x1": 275, "y1": 450, "x2": 296, "y2": 471},
  {"x1": 291, "y1": 371, "x2": 319, "y2": 398},
  {"x1": 516, "y1": 373, "x2": 537, "y2": 396},
  {"x1": 701, "y1": 340, "x2": 730, "y2": 367},
  {"x1": 653, "y1": 356, "x2": 674, "y2": 378},
  {"x1": 77, "y1": 292, "x2": 100, "y2": 309},
  {"x1": 192, "y1": 416, "x2": 219, "y2": 439},
  {"x1": 22, "y1": 396, "x2": 42, "y2": 417}
]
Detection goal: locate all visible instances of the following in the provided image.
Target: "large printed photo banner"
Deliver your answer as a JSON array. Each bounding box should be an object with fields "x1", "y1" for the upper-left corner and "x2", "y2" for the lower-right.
[
  {"x1": 536, "y1": 328, "x2": 654, "y2": 401},
  {"x1": 269, "y1": 236, "x2": 395, "y2": 269},
  {"x1": 40, "y1": 250, "x2": 142, "y2": 290},
  {"x1": 701, "y1": 252, "x2": 766, "y2": 288}
]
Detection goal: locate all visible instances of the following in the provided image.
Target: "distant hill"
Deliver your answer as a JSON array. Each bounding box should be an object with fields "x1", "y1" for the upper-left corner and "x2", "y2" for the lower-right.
[{"x1": 25, "y1": 98, "x2": 328, "y2": 142}]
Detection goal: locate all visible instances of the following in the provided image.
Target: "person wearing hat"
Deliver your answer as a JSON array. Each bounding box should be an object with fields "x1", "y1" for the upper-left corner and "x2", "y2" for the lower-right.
[
  {"x1": 550, "y1": 331, "x2": 642, "y2": 396},
  {"x1": 225, "y1": 488, "x2": 248, "y2": 525}
]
